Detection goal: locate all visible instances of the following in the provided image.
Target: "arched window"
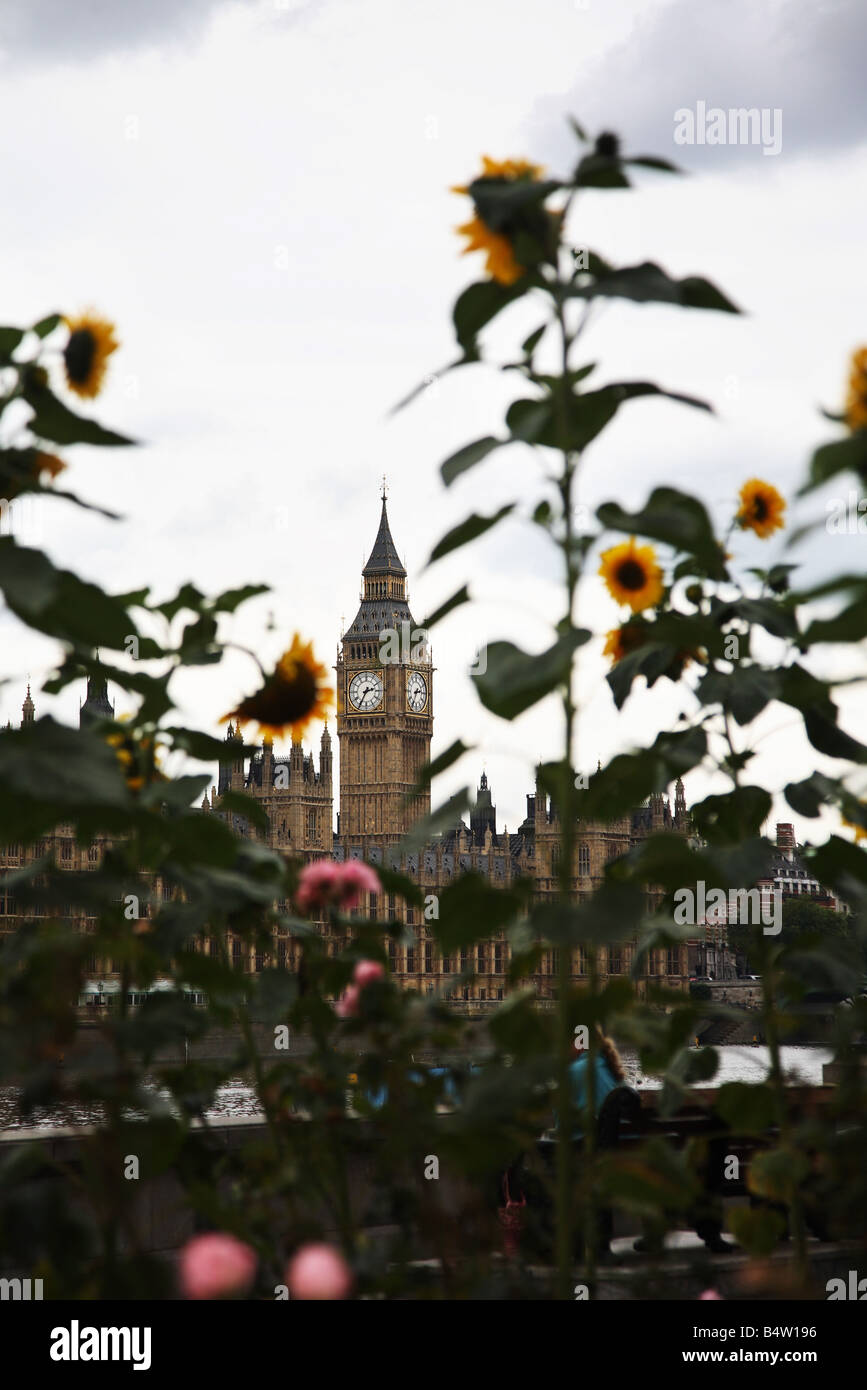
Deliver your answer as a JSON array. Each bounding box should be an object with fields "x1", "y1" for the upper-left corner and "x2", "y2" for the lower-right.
[{"x1": 578, "y1": 843, "x2": 590, "y2": 875}]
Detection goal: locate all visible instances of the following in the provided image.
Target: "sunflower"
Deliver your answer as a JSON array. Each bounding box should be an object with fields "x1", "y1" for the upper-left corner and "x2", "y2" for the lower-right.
[
  {"x1": 598, "y1": 538, "x2": 664, "y2": 613},
  {"x1": 844, "y1": 346, "x2": 867, "y2": 432},
  {"x1": 224, "y1": 635, "x2": 334, "y2": 740},
  {"x1": 31, "y1": 451, "x2": 66, "y2": 480},
  {"x1": 841, "y1": 809, "x2": 866, "y2": 843},
  {"x1": 735, "y1": 479, "x2": 786, "y2": 538},
  {"x1": 451, "y1": 156, "x2": 545, "y2": 195},
  {"x1": 452, "y1": 156, "x2": 546, "y2": 287},
  {"x1": 62, "y1": 312, "x2": 119, "y2": 399},
  {"x1": 602, "y1": 623, "x2": 646, "y2": 664},
  {"x1": 106, "y1": 725, "x2": 165, "y2": 793}
]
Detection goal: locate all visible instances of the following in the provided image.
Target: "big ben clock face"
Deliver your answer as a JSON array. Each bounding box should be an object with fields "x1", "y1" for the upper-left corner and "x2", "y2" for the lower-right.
[
  {"x1": 406, "y1": 670, "x2": 428, "y2": 712},
  {"x1": 348, "y1": 671, "x2": 383, "y2": 711}
]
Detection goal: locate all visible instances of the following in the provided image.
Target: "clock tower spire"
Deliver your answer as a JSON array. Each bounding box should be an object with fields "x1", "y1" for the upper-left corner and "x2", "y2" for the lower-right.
[{"x1": 336, "y1": 493, "x2": 433, "y2": 849}]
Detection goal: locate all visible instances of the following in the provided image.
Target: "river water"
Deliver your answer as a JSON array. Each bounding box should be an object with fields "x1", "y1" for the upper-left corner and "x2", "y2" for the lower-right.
[{"x1": 0, "y1": 1045, "x2": 834, "y2": 1132}]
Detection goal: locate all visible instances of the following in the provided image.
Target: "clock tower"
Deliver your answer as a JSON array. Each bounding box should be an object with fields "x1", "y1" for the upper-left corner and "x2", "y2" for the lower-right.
[{"x1": 336, "y1": 491, "x2": 433, "y2": 847}]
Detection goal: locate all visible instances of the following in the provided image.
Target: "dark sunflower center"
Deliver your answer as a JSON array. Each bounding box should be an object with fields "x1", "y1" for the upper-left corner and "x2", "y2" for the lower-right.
[
  {"x1": 236, "y1": 664, "x2": 318, "y2": 725},
  {"x1": 65, "y1": 329, "x2": 97, "y2": 384},
  {"x1": 616, "y1": 559, "x2": 647, "y2": 591},
  {"x1": 273, "y1": 665, "x2": 318, "y2": 719},
  {"x1": 595, "y1": 131, "x2": 620, "y2": 158},
  {"x1": 751, "y1": 496, "x2": 768, "y2": 521}
]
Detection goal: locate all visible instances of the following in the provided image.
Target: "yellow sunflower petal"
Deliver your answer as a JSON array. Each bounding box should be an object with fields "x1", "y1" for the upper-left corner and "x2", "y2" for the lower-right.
[
  {"x1": 62, "y1": 311, "x2": 119, "y2": 400},
  {"x1": 598, "y1": 539, "x2": 664, "y2": 613},
  {"x1": 224, "y1": 634, "x2": 334, "y2": 741},
  {"x1": 845, "y1": 345, "x2": 867, "y2": 432},
  {"x1": 735, "y1": 478, "x2": 786, "y2": 539}
]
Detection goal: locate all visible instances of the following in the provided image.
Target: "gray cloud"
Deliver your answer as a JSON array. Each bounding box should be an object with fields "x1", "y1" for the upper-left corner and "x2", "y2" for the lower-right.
[
  {"x1": 0, "y1": 0, "x2": 233, "y2": 62},
  {"x1": 0, "y1": 0, "x2": 322, "y2": 64},
  {"x1": 530, "y1": 0, "x2": 867, "y2": 169}
]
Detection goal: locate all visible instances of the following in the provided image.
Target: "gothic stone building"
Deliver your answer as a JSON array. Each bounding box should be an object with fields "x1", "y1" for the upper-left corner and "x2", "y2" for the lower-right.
[
  {"x1": 202, "y1": 497, "x2": 695, "y2": 1003},
  {"x1": 1, "y1": 499, "x2": 697, "y2": 1005}
]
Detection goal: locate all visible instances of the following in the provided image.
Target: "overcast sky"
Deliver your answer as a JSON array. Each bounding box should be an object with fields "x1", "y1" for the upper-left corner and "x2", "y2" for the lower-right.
[{"x1": 0, "y1": 0, "x2": 864, "y2": 847}]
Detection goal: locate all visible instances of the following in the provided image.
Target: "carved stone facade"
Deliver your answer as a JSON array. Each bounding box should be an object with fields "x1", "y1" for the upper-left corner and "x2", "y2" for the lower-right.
[{"x1": 0, "y1": 499, "x2": 699, "y2": 1003}]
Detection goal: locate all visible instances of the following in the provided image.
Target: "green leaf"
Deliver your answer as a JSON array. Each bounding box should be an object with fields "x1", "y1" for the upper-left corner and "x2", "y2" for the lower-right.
[
  {"x1": 690, "y1": 786, "x2": 772, "y2": 842},
  {"x1": 520, "y1": 324, "x2": 547, "y2": 357},
  {"x1": 452, "y1": 279, "x2": 527, "y2": 353},
  {"x1": 179, "y1": 613, "x2": 220, "y2": 664},
  {"x1": 715, "y1": 1081, "x2": 776, "y2": 1133},
  {"x1": 0, "y1": 538, "x2": 137, "y2": 648},
  {"x1": 696, "y1": 667, "x2": 781, "y2": 726},
  {"x1": 216, "y1": 790, "x2": 271, "y2": 834},
  {"x1": 142, "y1": 774, "x2": 211, "y2": 812},
  {"x1": 507, "y1": 383, "x2": 710, "y2": 458},
  {"x1": 440, "y1": 435, "x2": 505, "y2": 488},
  {"x1": 428, "y1": 504, "x2": 514, "y2": 564},
  {"x1": 370, "y1": 861, "x2": 425, "y2": 909},
  {"x1": 809, "y1": 836, "x2": 867, "y2": 898},
  {"x1": 399, "y1": 788, "x2": 471, "y2": 853},
  {"x1": 0, "y1": 326, "x2": 24, "y2": 359},
  {"x1": 726, "y1": 1205, "x2": 786, "y2": 1255},
  {"x1": 505, "y1": 398, "x2": 556, "y2": 443},
  {"x1": 32, "y1": 314, "x2": 61, "y2": 339},
  {"x1": 247, "y1": 969, "x2": 299, "y2": 1023},
  {"x1": 628, "y1": 155, "x2": 683, "y2": 173},
  {"x1": 468, "y1": 178, "x2": 560, "y2": 234},
  {"x1": 390, "y1": 353, "x2": 473, "y2": 414},
  {"x1": 803, "y1": 598, "x2": 867, "y2": 646},
  {"x1": 0, "y1": 717, "x2": 129, "y2": 839},
  {"x1": 606, "y1": 634, "x2": 703, "y2": 710},
  {"x1": 573, "y1": 151, "x2": 631, "y2": 189},
  {"x1": 598, "y1": 486, "x2": 725, "y2": 576},
  {"x1": 420, "y1": 585, "x2": 469, "y2": 629},
  {"x1": 153, "y1": 583, "x2": 206, "y2": 621},
  {"x1": 578, "y1": 727, "x2": 707, "y2": 820},
  {"x1": 532, "y1": 882, "x2": 645, "y2": 947},
  {"x1": 413, "y1": 739, "x2": 471, "y2": 792},
  {"x1": 160, "y1": 729, "x2": 229, "y2": 761},
  {"x1": 164, "y1": 727, "x2": 256, "y2": 762},
  {"x1": 209, "y1": 584, "x2": 269, "y2": 614},
  {"x1": 802, "y1": 707, "x2": 867, "y2": 763},
  {"x1": 567, "y1": 260, "x2": 740, "y2": 313},
  {"x1": 799, "y1": 432, "x2": 867, "y2": 493},
  {"x1": 434, "y1": 874, "x2": 531, "y2": 953},
  {"x1": 784, "y1": 772, "x2": 841, "y2": 818},
  {"x1": 748, "y1": 1147, "x2": 809, "y2": 1203},
  {"x1": 718, "y1": 596, "x2": 798, "y2": 640},
  {"x1": 23, "y1": 382, "x2": 135, "y2": 447},
  {"x1": 473, "y1": 631, "x2": 590, "y2": 720}
]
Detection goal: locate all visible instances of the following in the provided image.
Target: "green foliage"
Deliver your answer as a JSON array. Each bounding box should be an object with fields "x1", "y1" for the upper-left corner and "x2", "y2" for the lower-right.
[{"x1": 1, "y1": 116, "x2": 865, "y2": 1303}]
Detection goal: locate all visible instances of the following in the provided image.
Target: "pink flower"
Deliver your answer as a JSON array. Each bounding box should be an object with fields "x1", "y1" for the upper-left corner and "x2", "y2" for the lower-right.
[
  {"x1": 337, "y1": 860, "x2": 381, "y2": 908},
  {"x1": 286, "y1": 1243, "x2": 353, "y2": 1301},
  {"x1": 336, "y1": 983, "x2": 361, "y2": 1018},
  {"x1": 353, "y1": 959, "x2": 385, "y2": 987},
  {"x1": 179, "y1": 1233, "x2": 257, "y2": 1300},
  {"x1": 295, "y1": 860, "x2": 342, "y2": 912},
  {"x1": 699, "y1": 1289, "x2": 723, "y2": 1300},
  {"x1": 295, "y1": 859, "x2": 381, "y2": 913}
]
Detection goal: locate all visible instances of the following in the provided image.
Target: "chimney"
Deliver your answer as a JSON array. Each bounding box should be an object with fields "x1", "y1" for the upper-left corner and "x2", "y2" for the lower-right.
[{"x1": 776, "y1": 823, "x2": 796, "y2": 855}]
